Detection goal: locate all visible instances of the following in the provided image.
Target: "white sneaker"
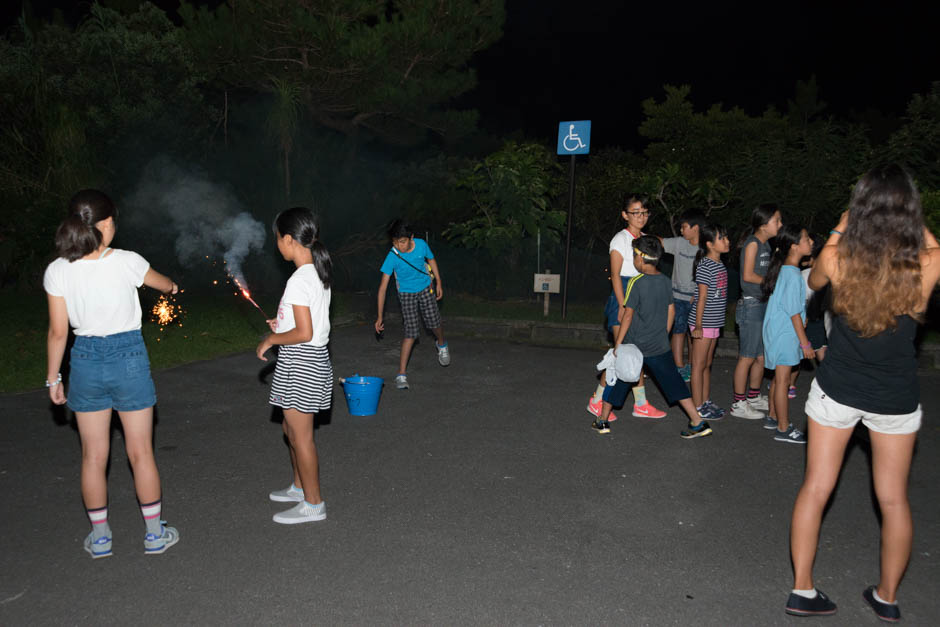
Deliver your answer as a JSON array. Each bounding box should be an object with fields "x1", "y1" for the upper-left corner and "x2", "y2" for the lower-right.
[
  {"x1": 437, "y1": 342, "x2": 450, "y2": 366},
  {"x1": 748, "y1": 395, "x2": 769, "y2": 411},
  {"x1": 395, "y1": 374, "x2": 409, "y2": 390},
  {"x1": 731, "y1": 399, "x2": 764, "y2": 419},
  {"x1": 269, "y1": 484, "x2": 304, "y2": 503},
  {"x1": 273, "y1": 501, "x2": 327, "y2": 524}
]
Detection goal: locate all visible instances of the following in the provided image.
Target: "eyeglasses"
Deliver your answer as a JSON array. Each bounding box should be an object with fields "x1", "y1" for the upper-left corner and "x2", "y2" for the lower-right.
[{"x1": 627, "y1": 211, "x2": 650, "y2": 217}]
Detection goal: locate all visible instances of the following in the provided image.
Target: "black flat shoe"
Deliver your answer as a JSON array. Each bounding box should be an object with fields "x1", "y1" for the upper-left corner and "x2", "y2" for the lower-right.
[
  {"x1": 863, "y1": 586, "x2": 901, "y2": 622},
  {"x1": 785, "y1": 589, "x2": 837, "y2": 616}
]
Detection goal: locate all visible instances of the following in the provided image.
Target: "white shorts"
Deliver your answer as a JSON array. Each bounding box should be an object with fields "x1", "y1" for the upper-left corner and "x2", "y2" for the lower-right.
[{"x1": 805, "y1": 378, "x2": 922, "y2": 435}]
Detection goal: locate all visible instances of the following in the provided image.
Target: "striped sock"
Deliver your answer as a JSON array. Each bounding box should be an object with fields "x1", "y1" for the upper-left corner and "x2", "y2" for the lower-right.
[
  {"x1": 140, "y1": 500, "x2": 162, "y2": 536},
  {"x1": 747, "y1": 387, "x2": 760, "y2": 400},
  {"x1": 734, "y1": 392, "x2": 746, "y2": 402},
  {"x1": 87, "y1": 506, "x2": 111, "y2": 541}
]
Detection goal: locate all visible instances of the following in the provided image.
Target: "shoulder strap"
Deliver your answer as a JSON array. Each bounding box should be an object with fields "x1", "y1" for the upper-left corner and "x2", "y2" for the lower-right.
[
  {"x1": 623, "y1": 274, "x2": 644, "y2": 306},
  {"x1": 391, "y1": 248, "x2": 429, "y2": 276}
]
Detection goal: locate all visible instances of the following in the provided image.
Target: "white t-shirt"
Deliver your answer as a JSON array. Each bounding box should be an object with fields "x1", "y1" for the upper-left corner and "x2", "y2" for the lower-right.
[
  {"x1": 43, "y1": 249, "x2": 150, "y2": 336},
  {"x1": 609, "y1": 229, "x2": 643, "y2": 277},
  {"x1": 275, "y1": 264, "x2": 331, "y2": 346}
]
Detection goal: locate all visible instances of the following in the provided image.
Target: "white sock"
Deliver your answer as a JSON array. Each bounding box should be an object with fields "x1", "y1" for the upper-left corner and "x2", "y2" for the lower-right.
[
  {"x1": 791, "y1": 588, "x2": 818, "y2": 599},
  {"x1": 872, "y1": 589, "x2": 896, "y2": 605},
  {"x1": 592, "y1": 384, "x2": 604, "y2": 403}
]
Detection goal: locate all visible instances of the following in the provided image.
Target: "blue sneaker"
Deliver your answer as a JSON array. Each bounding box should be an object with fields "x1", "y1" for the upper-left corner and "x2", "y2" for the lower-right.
[
  {"x1": 84, "y1": 532, "x2": 112, "y2": 559},
  {"x1": 763, "y1": 415, "x2": 779, "y2": 430},
  {"x1": 696, "y1": 403, "x2": 718, "y2": 421},
  {"x1": 704, "y1": 400, "x2": 725, "y2": 419},
  {"x1": 678, "y1": 364, "x2": 691, "y2": 382}
]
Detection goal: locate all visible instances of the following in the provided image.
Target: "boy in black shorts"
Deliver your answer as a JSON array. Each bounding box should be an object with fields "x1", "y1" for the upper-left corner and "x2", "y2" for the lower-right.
[
  {"x1": 592, "y1": 236, "x2": 713, "y2": 439},
  {"x1": 375, "y1": 220, "x2": 449, "y2": 389}
]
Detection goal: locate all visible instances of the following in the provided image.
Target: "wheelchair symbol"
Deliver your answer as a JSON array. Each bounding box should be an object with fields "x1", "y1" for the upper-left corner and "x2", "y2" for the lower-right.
[{"x1": 562, "y1": 124, "x2": 586, "y2": 151}]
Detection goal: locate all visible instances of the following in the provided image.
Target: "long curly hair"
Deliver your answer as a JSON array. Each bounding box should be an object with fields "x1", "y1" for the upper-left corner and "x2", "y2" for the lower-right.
[{"x1": 833, "y1": 164, "x2": 924, "y2": 336}]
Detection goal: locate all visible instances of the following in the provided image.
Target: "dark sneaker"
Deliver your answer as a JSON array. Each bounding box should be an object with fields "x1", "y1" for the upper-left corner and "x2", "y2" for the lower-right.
[
  {"x1": 591, "y1": 419, "x2": 611, "y2": 434},
  {"x1": 680, "y1": 420, "x2": 712, "y2": 439},
  {"x1": 785, "y1": 589, "x2": 837, "y2": 616},
  {"x1": 774, "y1": 425, "x2": 807, "y2": 444},
  {"x1": 863, "y1": 586, "x2": 901, "y2": 622},
  {"x1": 678, "y1": 364, "x2": 691, "y2": 382},
  {"x1": 704, "y1": 400, "x2": 725, "y2": 419},
  {"x1": 763, "y1": 415, "x2": 779, "y2": 430}
]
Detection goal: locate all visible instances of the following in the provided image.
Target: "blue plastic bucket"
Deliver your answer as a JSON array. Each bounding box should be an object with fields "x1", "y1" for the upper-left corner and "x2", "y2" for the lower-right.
[{"x1": 341, "y1": 374, "x2": 384, "y2": 416}]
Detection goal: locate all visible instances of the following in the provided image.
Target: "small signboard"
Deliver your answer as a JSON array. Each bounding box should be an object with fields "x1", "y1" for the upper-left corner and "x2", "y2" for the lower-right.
[
  {"x1": 556, "y1": 120, "x2": 591, "y2": 155},
  {"x1": 534, "y1": 273, "x2": 560, "y2": 294}
]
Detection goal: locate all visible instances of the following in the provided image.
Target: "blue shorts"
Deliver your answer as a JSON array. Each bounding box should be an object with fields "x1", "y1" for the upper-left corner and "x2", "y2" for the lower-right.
[
  {"x1": 603, "y1": 350, "x2": 691, "y2": 407},
  {"x1": 67, "y1": 330, "x2": 157, "y2": 413},
  {"x1": 735, "y1": 297, "x2": 766, "y2": 359},
  {"x1": 604, "y1": 276, "x2": 631, "y2": 332},
  {"x1": 672, "y1": 297, "x2": 694, "y2": 335}
]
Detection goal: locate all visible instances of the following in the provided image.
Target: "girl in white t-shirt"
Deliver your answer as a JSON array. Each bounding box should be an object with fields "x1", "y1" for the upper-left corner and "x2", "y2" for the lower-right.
[
  {"x1": 44, "y1": 189, "x2": 180, "y2": 559},
  {"x1": 587, "y1": 194, "x2": 666, "y2": 421},
  {"x1": 256, "y1": 207, "x2": 333, "y2": 524}
]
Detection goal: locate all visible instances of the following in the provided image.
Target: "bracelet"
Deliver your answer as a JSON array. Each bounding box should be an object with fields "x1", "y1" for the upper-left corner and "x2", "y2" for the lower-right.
[
  {"x1": 829, "y1": 229, "x2": 841, "y2": 235},
  {"x1": 800, "y1": 343, "x2": 812, "y2": 349},
  {"x1": 45, "y1": 373, "x2": 62, "y2": 388}
]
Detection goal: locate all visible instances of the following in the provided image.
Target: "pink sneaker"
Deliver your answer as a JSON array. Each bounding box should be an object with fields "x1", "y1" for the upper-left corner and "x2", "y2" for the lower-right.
[
  {"x1": 586, "y1": 396, "x2": 617, "y2": 422},
  {"x1": 633, "y1": 402, "x2": 666, "y2": 419},
  {"x1": 788, "y1": 386, "x2": 797, "y2": 399}
]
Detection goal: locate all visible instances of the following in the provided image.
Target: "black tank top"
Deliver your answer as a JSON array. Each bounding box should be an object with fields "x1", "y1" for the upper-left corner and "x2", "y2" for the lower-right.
[{"x1": 817, "y1": 314, "x2": 919, "y2": 414}]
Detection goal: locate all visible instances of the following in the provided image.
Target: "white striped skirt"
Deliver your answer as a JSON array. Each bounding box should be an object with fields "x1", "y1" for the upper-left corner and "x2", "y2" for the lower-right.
[{"x1": 269, "y1": 344, "x2": 333, "y2": 413}]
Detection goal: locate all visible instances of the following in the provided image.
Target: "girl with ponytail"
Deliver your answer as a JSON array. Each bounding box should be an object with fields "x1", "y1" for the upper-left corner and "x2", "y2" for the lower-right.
[
  {"x1": 760, "y1": 223, "x2": 815, "y2": 444},
  {"x1": 44, "y1": 189, "x2": 181, "y2": 559},
  {"x1": 257, "y1": 207, "x2": 333, "y2": 524}
]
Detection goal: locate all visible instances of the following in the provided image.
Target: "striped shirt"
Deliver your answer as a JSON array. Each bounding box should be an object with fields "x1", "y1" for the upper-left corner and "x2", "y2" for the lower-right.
[{"x1": 690, "y1": 257, "x2": 728, "y2": 329}]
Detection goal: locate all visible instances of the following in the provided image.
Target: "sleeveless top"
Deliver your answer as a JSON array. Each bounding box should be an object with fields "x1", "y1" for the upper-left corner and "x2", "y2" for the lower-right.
[
  {"x1": 739, "y1": 235, "x2": 771, "y2": 298},
  {"x1": 816, "y1": 314, "x2": 919, "y2": 414}
]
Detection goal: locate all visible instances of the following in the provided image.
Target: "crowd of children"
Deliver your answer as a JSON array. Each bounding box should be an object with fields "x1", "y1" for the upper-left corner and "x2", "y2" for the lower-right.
[{"x1": 587, "y1": 196, "x2": 833, "y2": 445}]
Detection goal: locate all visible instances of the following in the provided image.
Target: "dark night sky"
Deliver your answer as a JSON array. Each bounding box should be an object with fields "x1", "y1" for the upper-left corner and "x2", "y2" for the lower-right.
[
  {"x1": 465, "y1": 0, "x2": 940, "y2": 148},
  {"x1": 4, "y1": 1, "x2": 938, "y2": 149}
]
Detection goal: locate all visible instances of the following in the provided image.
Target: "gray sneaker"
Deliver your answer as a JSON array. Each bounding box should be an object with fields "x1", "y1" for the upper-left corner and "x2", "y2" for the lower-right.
[
  {"x1": 774, "y1": 425, "x2": 807, "y2": 444},
  {"x1": 273, "y1": 501, "x2": 327, "y2": 525},
  {"x1": 763, "y1": 415, "x2": 779, "y2": 430},
  {"x1": 84, "y1": 532, "x2": 112, "y2": 559},
  {"x1": 144, "y1": 524, "x2": 179, "y2": 555},
  {"x1": 269, "y1": 484, "x2": 304, "y2": 503},
  {"x1": 437, "y1": 342, "x2": 450, "y2": 366},
  {"x1": 731, "y1": 400, "x2": 764, "y2": 419},
  {"x1": 395, "y1": 374, "x2": 409, "y2": 390}
]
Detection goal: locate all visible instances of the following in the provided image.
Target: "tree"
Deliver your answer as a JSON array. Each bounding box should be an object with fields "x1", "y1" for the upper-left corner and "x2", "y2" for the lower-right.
[
  {"x1": 444, "y1": 142, "x2": 564, "y2": 265},
  {"x1": 180, "y1": 0, "x2": 504, "y2": 146},
  {"x1": 265, "y1": 78, "x2": 303, "y2": 200},
  {"x1": 882, "y1": 83, "x2": 940, "y2": 189}
]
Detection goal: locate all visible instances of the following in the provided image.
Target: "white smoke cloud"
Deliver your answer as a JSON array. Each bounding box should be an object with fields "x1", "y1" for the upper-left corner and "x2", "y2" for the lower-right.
[{"x1": 124, "y1": 156, "x2": 266, "y2": 287}]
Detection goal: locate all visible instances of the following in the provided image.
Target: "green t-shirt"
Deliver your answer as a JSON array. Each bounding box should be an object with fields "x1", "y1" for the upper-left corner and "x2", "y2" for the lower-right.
[{"x1": 622, "y1": 273, "x2": 672, "y2": 357}]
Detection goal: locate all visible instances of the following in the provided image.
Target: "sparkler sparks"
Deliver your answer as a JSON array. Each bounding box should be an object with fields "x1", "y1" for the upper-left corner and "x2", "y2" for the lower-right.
[
  {"x1": 151, "y1": 294, "x2": 184, "y2": 331},
  {"x1": 231, "y1": 276, "x2": 269, "y2": 318}
]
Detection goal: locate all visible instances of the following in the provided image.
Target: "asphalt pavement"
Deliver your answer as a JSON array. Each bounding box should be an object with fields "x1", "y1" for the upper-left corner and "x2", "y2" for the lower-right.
[{"x1": 2, "y1": 324, "x2": 939, "y2": 625}]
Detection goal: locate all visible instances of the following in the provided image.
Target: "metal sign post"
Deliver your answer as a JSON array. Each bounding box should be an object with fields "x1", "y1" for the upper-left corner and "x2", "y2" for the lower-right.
[{"x1": 556, "y1": 120, "x2": 591, "y2": 319}]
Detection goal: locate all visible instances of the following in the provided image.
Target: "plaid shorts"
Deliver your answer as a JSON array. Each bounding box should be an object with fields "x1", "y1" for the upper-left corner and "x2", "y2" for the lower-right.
[{"x1": 399, "y1": 287, "x2": 441, "y2": 338}]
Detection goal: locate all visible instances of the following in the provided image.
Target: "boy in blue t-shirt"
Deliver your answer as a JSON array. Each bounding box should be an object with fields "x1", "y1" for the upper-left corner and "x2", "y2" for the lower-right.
[
  {"x1": 592, "y1": 236, "x2": 712, "y2": 439},
  {"x1": 375, "y1": 220, "x2": 449, "y2": 389}
]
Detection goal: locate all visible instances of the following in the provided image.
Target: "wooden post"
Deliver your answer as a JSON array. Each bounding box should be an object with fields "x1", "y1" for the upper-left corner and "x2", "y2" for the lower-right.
[{"x1": 543, "y1": 268, "x2": 550, "y2": 317}]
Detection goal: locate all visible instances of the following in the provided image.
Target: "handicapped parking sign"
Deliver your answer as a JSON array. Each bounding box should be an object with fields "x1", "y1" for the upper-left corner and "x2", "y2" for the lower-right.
[{"x1": 557, "y1": 120, "x2": 590, "y2": 155}]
